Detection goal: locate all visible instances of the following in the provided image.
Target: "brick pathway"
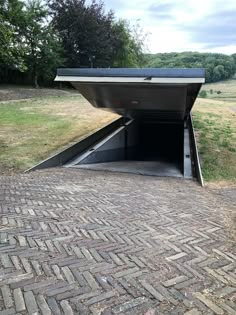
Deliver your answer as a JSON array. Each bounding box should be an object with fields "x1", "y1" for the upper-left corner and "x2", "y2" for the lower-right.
[{"x1": 0, "y1": 168, "x2": 235, "y2": 315}]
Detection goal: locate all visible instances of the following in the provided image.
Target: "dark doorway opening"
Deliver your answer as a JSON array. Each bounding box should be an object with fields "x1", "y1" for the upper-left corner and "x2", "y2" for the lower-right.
[
  {"x1": 72, "y1": 120, "x2": 185, "y2": 178},
  {"x1": 135, "y1": 122, "x2": 183, "y2": 170}
]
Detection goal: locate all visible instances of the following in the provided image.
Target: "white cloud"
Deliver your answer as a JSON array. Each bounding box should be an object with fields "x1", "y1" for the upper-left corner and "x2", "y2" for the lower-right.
[{"x1": 101, "y1": 0, "x2": 236, "y2": 54}]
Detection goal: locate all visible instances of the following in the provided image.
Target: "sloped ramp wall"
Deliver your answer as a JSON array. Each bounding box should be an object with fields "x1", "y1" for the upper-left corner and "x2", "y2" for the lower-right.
[{"x1": 76, "y1": 120, "x2": 139, "y2": 165}]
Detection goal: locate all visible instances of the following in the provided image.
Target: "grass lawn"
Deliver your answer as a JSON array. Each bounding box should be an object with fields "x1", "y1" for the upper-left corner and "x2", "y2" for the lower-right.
[
  {"x1": 0, "y1": 82, "x2": 235, "y2": 185},
  {"x1": 200, "y1": 79, "x2": 236, "y2": 102},
  {"x1": 0, "y1": 94, "x2": 117, "y2": 174},
  {"x1": 193, "y1": 79, "x2": 236, "y2": 184}
]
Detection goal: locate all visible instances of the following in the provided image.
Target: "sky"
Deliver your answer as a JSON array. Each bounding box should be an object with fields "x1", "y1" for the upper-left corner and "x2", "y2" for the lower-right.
[{"x1": 101, "y1": 0, "x2": 236, "y2": 55}]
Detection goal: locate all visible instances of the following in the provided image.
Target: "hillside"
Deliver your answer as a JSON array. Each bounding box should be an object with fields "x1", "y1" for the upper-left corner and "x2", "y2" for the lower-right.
[
  {"x1": 144, "y1": 52, "x2": 236, "y2": 83},
  {"x1": 193, "y1": 79, "x2": 236, "y2": 184}
]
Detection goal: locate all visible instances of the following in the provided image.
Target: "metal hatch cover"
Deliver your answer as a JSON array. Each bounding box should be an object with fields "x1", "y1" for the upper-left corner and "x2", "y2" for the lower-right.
[{"x1": 55, "y1": 68, "x2": 205, "y2": 121}]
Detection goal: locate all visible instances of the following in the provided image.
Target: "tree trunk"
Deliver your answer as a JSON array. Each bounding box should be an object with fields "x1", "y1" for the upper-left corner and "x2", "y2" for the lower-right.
[{"x1": 34, "y1": 73, "x2": 39, "y2": 89}]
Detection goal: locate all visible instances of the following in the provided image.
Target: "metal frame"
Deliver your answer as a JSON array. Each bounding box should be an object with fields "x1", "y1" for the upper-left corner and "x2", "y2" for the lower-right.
[
  {"x1": 56, "y1": 68, "x2": 205, "y2": 78},
  {"x1": 55, "y1": 76, "x2": 205, "y2": 84},
  {"x1": 25, "y1": 118, "x2": 124, "y2": 172},
  {"x1": 26, "y1": 115, "x2": 204, "y2": 186},
  {"x1": 183, "y1": 120, "x2": 193, "y2": 179},
  {"x1": 189, "y1": 114, "x2": 204, "y2": 186}
]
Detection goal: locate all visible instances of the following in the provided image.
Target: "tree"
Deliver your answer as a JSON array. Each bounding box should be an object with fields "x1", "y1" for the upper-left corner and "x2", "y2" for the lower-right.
[
  {"x1": 112, "y1": 20, "x2": 143, "y2": 67},
  {"x1": 21, "y1": 0, "x2": 64, "y2": 87},
  {"x1": 231, "y1": 53, "x2": 236, "y2": 66},
  {"x1": 48, "y1": 0, "x2": 145, "y2": 68},
  {"x1": 48, "y1": 0, "x2": 116, "y2": 68},
  {"x1": 199, "y1": 90, "x2": 207, "y2": 98},
  {"x1": 0, "y1": 0, "x2": 25, "y2": 70},
  {"x1": 212, "y1": 65, "x2": 224, "y2": 82},
  {"x1": 144, "y1": 52, "x2": 236, "y2": 83}
]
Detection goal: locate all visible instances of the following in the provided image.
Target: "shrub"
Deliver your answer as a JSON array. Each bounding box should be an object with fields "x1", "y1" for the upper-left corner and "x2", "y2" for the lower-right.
[{"x1": 199, "y1": 90, "x2": 207, "y2": 98}]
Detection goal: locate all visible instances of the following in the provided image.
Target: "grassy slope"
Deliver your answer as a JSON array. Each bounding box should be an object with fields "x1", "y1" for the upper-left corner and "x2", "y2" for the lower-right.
[
  {"x1": 0, "y1": 95, "x2": 117, "y2": 174},
  {"x1": 193, "y1": 79, "x2": 236, "y2": 184},
  {"x1": 0, "y1": 82, "x2": 235, "y2": 184}
]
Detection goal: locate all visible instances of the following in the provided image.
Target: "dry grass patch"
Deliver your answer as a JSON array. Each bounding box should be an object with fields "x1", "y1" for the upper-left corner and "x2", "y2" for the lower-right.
[
  {"x1": 200, "y1": 79, "x2": 236, "y2": 102},
  {"x1": 193, "y1": 90, "x2": 236, "y2": 184}
]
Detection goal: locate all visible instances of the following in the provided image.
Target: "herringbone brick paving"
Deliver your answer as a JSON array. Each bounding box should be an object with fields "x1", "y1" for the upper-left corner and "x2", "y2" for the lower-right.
[{"x1": 0, "y1": 168, "x2": 235, "y2": 314}]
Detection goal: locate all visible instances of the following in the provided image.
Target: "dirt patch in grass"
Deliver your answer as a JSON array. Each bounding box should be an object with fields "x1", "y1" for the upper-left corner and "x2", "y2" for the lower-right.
[
  {"x1": 0, "y1": 85, "x2": 77, "y2": 101},
  {"x1": 0, "y1": 94, "x2": 118, "y2": 174}
]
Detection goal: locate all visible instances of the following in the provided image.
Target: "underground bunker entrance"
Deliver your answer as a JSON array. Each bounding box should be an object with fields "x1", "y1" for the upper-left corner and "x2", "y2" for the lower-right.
[
  {"x1": 72, "y1": 120, "x2": 185, "y2": 178},
  {"x1": 136, "y1": 122, "x2": 183, "y2": 164}
]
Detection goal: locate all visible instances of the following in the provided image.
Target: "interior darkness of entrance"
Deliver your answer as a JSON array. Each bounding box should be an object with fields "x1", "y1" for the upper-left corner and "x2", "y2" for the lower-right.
[
  {"x1": 74, "y1": 120, "x2": 184, "y2": 178},
  {"x1": 135, "y1": 122, "x2": 183, "y2": 170}
]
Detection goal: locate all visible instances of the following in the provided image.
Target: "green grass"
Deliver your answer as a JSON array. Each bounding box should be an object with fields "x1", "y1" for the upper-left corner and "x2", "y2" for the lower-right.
[
  {"x1": 193, "y1": 112, "x2": 236, "y2": 182},
  {"x1": 194, "y1": 80, "x2": 236, "y2": 184},
  {"x1": 0, "y1": 99, "x2": 71, "y2": 172},
  {"x1": 0, "y1": 95, "x2": 117, "y2": 174}
]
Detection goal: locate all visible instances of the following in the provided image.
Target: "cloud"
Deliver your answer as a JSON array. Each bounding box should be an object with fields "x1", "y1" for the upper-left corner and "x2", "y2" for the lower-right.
[
  {"x1": 179, "y1": 10, "x2": 236, "y2": 49},
  {"x1": 148, "y1": 2, "x2": 174, "y2": 20},
  {"x1": 100, "y1": 0, "x2": 236, "y2": 54}
]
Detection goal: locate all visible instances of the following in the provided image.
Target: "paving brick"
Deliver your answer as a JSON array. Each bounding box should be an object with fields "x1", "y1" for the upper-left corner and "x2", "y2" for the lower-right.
[
  {"x1": 85, "y1": 291, "x2": 115, "y2": 306},
  {"x1": 13, "y1": 288, "x2": 26, "y2": 312},
  {"x1": 70, "y1": 290, "x2": 101, "y2": 303},
  {"x1": 166, "y1": 252, "x2": 187, "y2": 261},
  {"x1": 163, "y1": 276, "x2": 188, "y2": 287},
  {"x1": 1, "y1": 285, "x2": 13, "y2": 308},
  {"x1": 47, "y1": 297, "x2": 62, "y2": 315},
  {"x1": 61, "y1": 266, "x2": 75, "y2": 284},
  {"x1": 112, "y1": 297, "x2": 146, "y2": 314},
  {"x1": 56, "y1": 287, "x2": 90, "y2": 300},
  {"x1": 114, "y1": 267, "x2": 140, "y2": 278},
  {"x1": 23, "y1": 279, "x2": 57, "y2": 292},
  {"x1": 221, "y1": 302, "x2": 236, "y2": 315},
  {"x1": 60, "y1": 300, "x2": 74, "y2": 315},
  {"x1": 194, "y1": 292, "x2": 224, "y2": 315},
  {"x1": 140, "y1": 280, "x2": 163, "y2": 301},
  {"x1": 36, "y1": 294, "x2": 52, "y2": 315},
  {"x1": 83, "y1": 271, "x2": 99, "y2": 290},
  {"x1": 46, "y1": 284, "x2": 75, "y2": 297},
  {"x1": 184, "y1": 309, "x2": 201, "y2": 315},
  {"x1": 0, "y1": 309, "x2": 16, "y2": 315},
  {"x1": 0, "y1": 168, "x2": 234, "y2": 315},
  {"x1": 174, "y1": 278, "x2": 196, "y2": 289},
  {"x1": 24, "y1": 290, "x2": 39, "y2": 314},
  {"x1": 216, "y1": 286, "x2": 236, "y2": 297}
]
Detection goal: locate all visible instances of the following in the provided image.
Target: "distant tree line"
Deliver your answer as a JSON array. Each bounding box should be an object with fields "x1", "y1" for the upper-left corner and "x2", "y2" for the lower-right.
[
  {"x1": 0, "y1": 0, "x2": 145, "y2": 87},
  {"x1": 1, "y1": 0, "x2": 235, "y2": 87},
  {"x1": 144, "y1": 52, "x2": 236, "y2": 83}
]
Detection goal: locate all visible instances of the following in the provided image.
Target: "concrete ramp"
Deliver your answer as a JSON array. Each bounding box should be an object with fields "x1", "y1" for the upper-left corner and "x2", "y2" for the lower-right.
[
  {"x1": 74, "y1": 161, "x2": 183, "y2": 177},
  {"x1": 64, "y1": 117, "x2": 200, "y2": 183}
]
